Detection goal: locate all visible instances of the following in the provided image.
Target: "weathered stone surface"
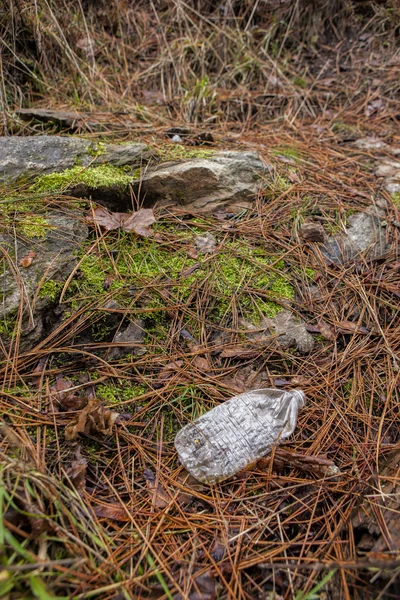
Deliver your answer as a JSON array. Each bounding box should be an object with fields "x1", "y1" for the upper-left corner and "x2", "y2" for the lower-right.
[
  {"x1": 139, "y1": 151, "x2": 270, "y2": 212},
  {"x1": 108, "y1": 320, "x2": 146, "y2": 359},
  {"x1": 240, "y1": 310, "x2": 315, "y2": 354},
  {"x1": 264, "y1": 310, "x2": 315, "y2": 353},
  {"x1": 0, "y1": 136, "x2": 149, "y2": 182},
  {"x1": 0, "y1": 211, "x2": 88, "y2": 349},
  {"x1": 299, "y1": 221, "x2": 326, "y2": 242},
  {"x1": 322, "y1": 212, "x2": 390, "y2": 264}
]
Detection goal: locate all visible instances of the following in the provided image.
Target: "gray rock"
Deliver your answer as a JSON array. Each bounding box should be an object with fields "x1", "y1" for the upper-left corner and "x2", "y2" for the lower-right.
[
  {"x1": 321, "y1": 212, "x2": 390, "y2": 265},
  {"x1": 239, "y1": 310, "x2": 315, "y2": 354},
  {"x1": 194, "y1": 232, "x2": 216, "y2": 254},
  {"x1": 0, "y1": 211, "x2": 88, "y2": 348},
  {"x1": 139, "y1": 151, "x2": 270, "y2": 212},
  {"x1": 300, "y1": 222, "x2": 326, "y2": 242},
  {"x1": 385, "y1": 182, "x2": 400, "y2": 194},
  {"x1": 0, "y1": 136, "x2": 149, "y2": 182},
  {"x1": 375, "y1": 159, "x2": 400, "y2": 180},
  {"x1": 264, "y1": 310, "x2": 315, "y2": 354},
  {"x1": 108, "y1": 320, "x2": 146, "y2": 359},
  {"x1": 354, "y1": 137, "x2": 389, "y2": 151}
]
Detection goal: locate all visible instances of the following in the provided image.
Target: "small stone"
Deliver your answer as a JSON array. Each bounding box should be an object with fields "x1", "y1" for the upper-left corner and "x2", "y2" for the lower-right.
[
  {"x1": 321, "y1": 212, "x2": 390, "y2": 264},
  {"x1": 194, "y1": 232, "x2": 216, "y2": 254},
  {"x1": 354, "y1": 137, "x2": 388, "y2": 151},
  {"x1": 386, "y1": 182, "x2": 400, "y2": 194},
  {"x1": 108, "y1": 320, "x2": 146, "y2": 359},
  {"x1": 299, "y1": 222, "x2": 325, "y2": 243},
  {"x1": 139, "y1": 150, "x2": 271, "y2": 213}
]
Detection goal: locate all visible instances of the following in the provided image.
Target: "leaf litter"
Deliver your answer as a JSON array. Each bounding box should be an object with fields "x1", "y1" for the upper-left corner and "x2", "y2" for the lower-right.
[
  {"x1": 2, "y1": 101, "x2": 400, "y2": 600},
  {"x1": 86, "y1": 206, "x2": 156, "y2": 237}
]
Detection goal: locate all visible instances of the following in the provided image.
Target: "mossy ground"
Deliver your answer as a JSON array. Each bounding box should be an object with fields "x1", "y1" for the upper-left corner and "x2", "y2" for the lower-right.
[
  {"x1": 392, "y1": 192, "x2": 400, "y2": 207},
  {"x1": 66, "y1": 224, "x2": 295, "y2": 329},
  {"x1": 156, "y1": 144, "x2": 216, "y2": 162},
  {"x1": 31, "y1": 164, "x2": 139, "y2": 193}
]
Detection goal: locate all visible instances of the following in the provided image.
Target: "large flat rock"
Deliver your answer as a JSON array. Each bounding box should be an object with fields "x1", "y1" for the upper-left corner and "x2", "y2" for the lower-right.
[
  {"x1": 0, "y1": 136, "x2": 148, "y2": 182},
  {"x1": 0, "y1": 211, "x2": 88, "y2": 349},
  {"x1": 139, "y1": 150, "x2": 270, "y2": 212}
]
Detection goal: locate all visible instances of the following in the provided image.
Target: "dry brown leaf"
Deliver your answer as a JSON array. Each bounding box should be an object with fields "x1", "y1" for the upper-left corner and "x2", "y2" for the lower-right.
[
  {"x1": 143, "y1": 468, "x2": 170, "y2": 508},
  {"x1": 121, "y1": 209, "x2": 156, "y2": 237},
  {"x1": 19, "y1": 251, "x2": 37, "y2": 268},
  {"x1": 220, "y1": 345, "x2": 260, "y2": 358},
  {"x1": 336, "y1": 320, "x2": 369, "y2": 334},
  {"x1": 50, "y1": 374, "x2": 87, "y2": 411},
  {"x1": 193, "y1": 355, "x2": 212, "y2": 370},
  {"x1": 175, "y1": 570, "x2": 216, "y2": 600},
  {"x1": 65, "y1": 399, "x2": 119, "y2": 440},
  {"x1": 317, "y1": 318, "x2": 337, "y2": 341},
  {"x1": 66, "y1": 448, "x2": 87, "y2": 496},
  {"x1": 258, "y1": 449, "x2": 340, "y2": 478},
  {"x1": 154, "y1": 360, "x2": 184, "y2": 387},
  {"x1": 93, "y1": 503, "x2": 132, "y2": 521},
  {"x1": 86, "y1": 206, "x2": 155, "y2": 237}
]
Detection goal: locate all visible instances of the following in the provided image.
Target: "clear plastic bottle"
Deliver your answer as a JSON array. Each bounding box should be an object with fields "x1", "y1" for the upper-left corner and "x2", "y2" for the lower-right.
[{"x1": 175, "y1": 388, "x2": 305, "y2": 484}]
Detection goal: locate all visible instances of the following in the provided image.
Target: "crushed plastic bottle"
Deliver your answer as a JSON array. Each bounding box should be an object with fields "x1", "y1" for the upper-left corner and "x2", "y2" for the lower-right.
[{"x1": 174, "y1": 388, "x2": 305, "y2": 484}]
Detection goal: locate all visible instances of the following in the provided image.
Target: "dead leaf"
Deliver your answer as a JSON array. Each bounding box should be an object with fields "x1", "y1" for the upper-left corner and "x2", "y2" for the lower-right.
[
  {"x1": 86, "y1": 206, "x2": 155, "y2": 237},
  {"x1": 336, "y1": 320, "x2": 369, "y2": 334},
  {"x1": 366, "y1": 98, "x2": 384, "y2": 118},
  {"x1": 49, "y1": 374, "x2": 87, "y2": 411},
  {"x1": 154, "y1": 360, "x2": 184, "y2": 387},
  {"x1": 176, "y1": 470, "x2": 207, "y2": 507},
  {"x1": 220, "y1": 345, "x2": 260, "y2": 359},
  {"x1": 193, "y1": 355, "x2": 212, "y2": 370},
  {"x1": 66, "y1": 447, "x2": 87, "y2": 495},
  {"x1": 175, "y1": 570, "x2": 216, "y2": 600},
  {"x1": 317, "y1": 318, "x2": 337, "y2": 341},
  {"x1": 93, "y1": 503, "x2": 132, "y2": 521},
  {"x1": 19, "y1": 251, "x2": 36, "y2": 268},
  {"x1": 143, "y1": 468, "x2": 170, "y2": 508},
  {"x1": 259, "y1": 449, "x2": 341, "y2": 478},
  {"x1": 65, "y1": 399, "x2": 119, "y2": 440}
]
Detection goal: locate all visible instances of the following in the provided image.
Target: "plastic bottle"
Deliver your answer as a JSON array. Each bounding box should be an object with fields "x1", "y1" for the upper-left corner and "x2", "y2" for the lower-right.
[{"x1": 174, "y1": 388, "x2": 305, "y2": 484}]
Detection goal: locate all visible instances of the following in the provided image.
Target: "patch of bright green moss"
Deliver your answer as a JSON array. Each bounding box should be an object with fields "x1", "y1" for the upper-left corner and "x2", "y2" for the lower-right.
[
  {"x1": 392, "y1": 192, "x2": 400, "y2": 207},
  {"x1": 272, "y1": 146, "x2": 301, "y2": 161},
  {"x1": 157, "y1": 144, "x2": 216, "y2": 162},
  {"x1": 31, "y1": 164, "x2": 139, "y2": 193},
  {"x1": 96, "y1": 381, "x2": 147, "y2": 406},
  {"x1": 87, "y1": 141, "x2": 107, "y2": 158},
  {"x1": 19, "y1": 215, "x2": 50, "y2": 238},
  {"x1": 293, "y1": 76, "x2": 308, "y2": 89},
  {"x1": 38, "y1": 280, "x2": 62, "y2": 302},
  {"x1": 67, "y1": 230, "x2": 294, "y2": 325},
  {"x1": 0, "y1": 311, "x2": 17, "y2": 337}
]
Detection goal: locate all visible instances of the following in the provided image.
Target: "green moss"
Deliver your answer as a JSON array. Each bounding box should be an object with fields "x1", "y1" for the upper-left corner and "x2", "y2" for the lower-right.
[
  {"x1": 67, "y1": 228, "x2": 294, "y2": 328},
  {"x1": 293, "y1": 76, "x2": 308, "y2": 89},
  {"x1": 38, "y1": 280, "x2": 62, "y2": 302},
  {"x1": 87, "y1": 141, "x2": 107, "y2": 158},
  {"x1": 96, "y1": 381, "x2": 147, "y2": 406},
  {"x1": 31, "y1": 164, "x2": 138, "y2": 193},
  {"x1": 157, "y1": 144, "x2": 216, "y2": 162},
  {"x1": 19, "y1": 215, "x2": 50, "y2": 238},
  {"x1": 392, "y1": 192, "x2": 400, "y2": 207},
  {"x1": 0, "y1": 311, "x2": 17, "y2": 337},
  {"x1": 272, "y1": 146, "x2": 301, "y2": 161}
]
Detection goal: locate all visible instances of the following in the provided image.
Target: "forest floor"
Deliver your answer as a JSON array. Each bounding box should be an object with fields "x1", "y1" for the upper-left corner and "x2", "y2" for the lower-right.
[{"x1": 1, "y1": 2, "x2": 400, "y2": 599}]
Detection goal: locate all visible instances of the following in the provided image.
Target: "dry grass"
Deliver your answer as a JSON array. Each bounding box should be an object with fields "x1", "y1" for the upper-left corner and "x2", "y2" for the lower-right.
[{"x1": 1, "y1": 0, "x2": 400, "y2": 132}]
